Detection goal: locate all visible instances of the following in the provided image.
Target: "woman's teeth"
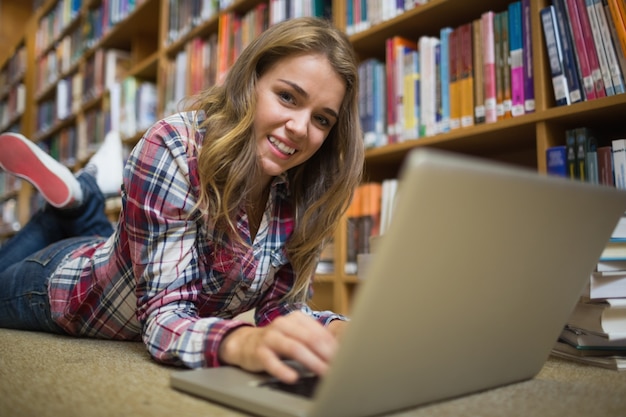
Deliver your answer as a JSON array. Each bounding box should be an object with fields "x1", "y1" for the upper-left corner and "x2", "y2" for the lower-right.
[{"x1": 269, "y1": 136, "x2": 296, "y2": 155}]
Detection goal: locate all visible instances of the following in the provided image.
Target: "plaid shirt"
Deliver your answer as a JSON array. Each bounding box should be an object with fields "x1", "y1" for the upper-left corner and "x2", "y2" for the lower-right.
[{"x1": 48, "y1": 111, "x2": 343, "y2": 368}]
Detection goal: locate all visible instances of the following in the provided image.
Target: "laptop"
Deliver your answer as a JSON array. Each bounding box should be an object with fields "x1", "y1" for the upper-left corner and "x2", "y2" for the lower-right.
[{"x1": 171, "y1": 148, "x2": 626, "y2": 417}]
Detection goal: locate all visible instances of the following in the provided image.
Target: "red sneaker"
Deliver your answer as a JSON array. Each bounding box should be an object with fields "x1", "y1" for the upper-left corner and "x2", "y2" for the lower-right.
[{"x1": 0, "y1": 132, "x2": 82, "y2": 208}]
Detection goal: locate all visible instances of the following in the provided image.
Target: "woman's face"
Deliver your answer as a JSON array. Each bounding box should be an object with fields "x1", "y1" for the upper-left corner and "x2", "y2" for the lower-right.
[{"x1": 253, "y1": 53, "x2": 346, "y2": 182}]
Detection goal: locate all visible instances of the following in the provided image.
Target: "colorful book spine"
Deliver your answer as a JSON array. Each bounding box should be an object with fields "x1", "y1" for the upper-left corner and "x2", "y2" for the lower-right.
[
  {"x1": 594, "y1": 0, "x2": 626, "y2": 93},
  {"x1": 460, "y1": 23, "x2": 475, "y2": 128},
  {"x1": 481, "y1": 11, "x2": 498, "y2": 123},
  {"x1": 419, "y1": 36, "x2": 439, "y2": 137},
  {"x1": 439, "y1": 27, "x2": 452, "y2": 134},
  {"x1": 606, "y1": 0, "x2": 626, "y2": 65},
  {"x1": 540, "y1": 6, "x2": 570, "y2": 106},
  {"x1": 509, "y1": 1, "x2": 525, "y2": 117},
  {"x1": 586, "y1": 0, "x2": 616, "y2": 95},
  {"x1": 553, "y1": 0, "x2": 585, "y2": 103},
  {"x1": 546, "y1": 145, "x2": 568, "y2": 177},
  {"x1": 473, "y1": 18, "x2": 486, "y2": 124},
  {"x1": 522, "y1": 0, "x2": 535, "y2": 113},
  {"x1": 575, "y1": 0, "x2": 607, "y2": 97},
  {"x1": 500, "y1": 10, "x2": 512, "y2": 119},
  {"x1": 565, "y1": 0, "x2": 598, "y2": 100},
  {"x1": 612, "y1": 138, "x2": 626, "y2": 189},
  {"x1": 449, "y1": 27, "x2": 461, "y2": 130},
  {"x1": 598, "y1": 145, "x2": 615, "y2": 186}
]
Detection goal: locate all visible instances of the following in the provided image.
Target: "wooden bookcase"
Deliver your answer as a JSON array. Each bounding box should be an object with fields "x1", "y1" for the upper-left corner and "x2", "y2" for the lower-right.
[{"x1": 2, "y1": 0, "x2": 626, "y2": 315}]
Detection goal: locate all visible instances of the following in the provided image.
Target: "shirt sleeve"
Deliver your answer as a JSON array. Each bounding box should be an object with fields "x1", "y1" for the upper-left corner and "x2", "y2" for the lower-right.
[
  {"x1": 123, "y1": 115, "x2": 250, "y2": 368},
  {"x1": 254, "y1": 261, "x2": 348, "y2": 327}
]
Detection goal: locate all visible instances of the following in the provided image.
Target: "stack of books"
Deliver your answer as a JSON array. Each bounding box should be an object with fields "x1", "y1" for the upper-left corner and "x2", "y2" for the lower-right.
[{"x1": 552, "y1": 215, "x2": 626, "y2": 370}]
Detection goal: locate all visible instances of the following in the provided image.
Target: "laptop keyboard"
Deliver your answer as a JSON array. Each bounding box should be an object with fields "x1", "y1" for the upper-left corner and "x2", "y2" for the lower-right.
[{"x1": 259, "y1": 375, "x2": 320, "y2": 398}]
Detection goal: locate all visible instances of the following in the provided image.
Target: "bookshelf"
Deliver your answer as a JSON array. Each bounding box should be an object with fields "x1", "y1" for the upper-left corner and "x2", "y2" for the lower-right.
[{"x1": 2, "y1": 0, "x2": 626, "y2": 315}]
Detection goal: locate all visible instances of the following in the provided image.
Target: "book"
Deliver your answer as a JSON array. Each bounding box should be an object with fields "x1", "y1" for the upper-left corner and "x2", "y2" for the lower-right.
[
  {"x1": 499, "y1": 10, "x2": 512, "y2": 119},
  {"x1": 597, "y1": 259, "x2": 626, "y2": 272},
  {"x1": 509, "y1": 1, "x2": 525, "y2": 117},
  {"x1": 583, "y1": 270, "x2": 626, "y2": 300},
  {"x1": 472, "y1": 19, "x2": 486, "y2": 124},
  {"x1": 386, "y1": 36, "x2": 418, "y2": 143},
  {"x1": 575, "y1": 126, "x2": 589, "y2": 181},
  {"x1": 612, "y1": 138, "x2": 626, "y2": 189},
  {"x1": 552, "y1": 341, "x2": 626, "y2": 370},
  {"x1": 358, "y1": 182, "x2": 382, "y2": 256},
  {"x1": 540, "y1": 6, "x2": 570, "y2": 106},
  {"x1": 601, "y1": 238, "x2": 626, "y2": 260},
  {"x1": 402, "y1": 49, "x2": 420, "y2": 140},
  {"x1": 546, "y1": 145, "x2": 568, "y2": 177},
  {"x1": 565, "y1": 0, "x2": 599, "y2": 100},
  {"x1": 522, "y1": 0, "x2": 536, "y2": 113},
  {"x1": 606, "y1": 0, "x2": 626, "y2": 62},
  {"x1": 566, "y1": 128, "x2": 579, "y2": 179},
  {"x1": 598, "y1": 145, "x2": 615, "y2": 186},
  {"x1": 560, "y1": 326, "x2": 626, "y2": 348},
  {"x1": 553, "y1": 0, "x2": 585, "y2": 103},
  {"x1": 594, "y1": 0, "x2": 626, "y2": 94},
  {"x1": 574, "y1": 0, "x2": 607, "y2": 98},
  {"x1": 586, "y1": 0, "x2": 616, "y2": 95},
  {"x1": 481, "y1": 11, "x2": 498, "y2": 123},
  {"x1": 448, "y1": 27, "x2": 461, "y2": 130},
  {"x1": 584, "y1": 129, "x2": 599, "y2": 184},
  {"x1": 439, "y1": 27, "x2": 452, "y2": 134},
  {"x1": 459, "y1": 23, "x2": 475, "y2": 128},
  {"x1": 344, "y1": 186, "x2": 363, "y2": 275},
  {"x1": 567, "y1": 298, "x2": 626, "y2": 336},
  {"x1": 419, "y1": 35, "x2": 439, "y2": 137}
]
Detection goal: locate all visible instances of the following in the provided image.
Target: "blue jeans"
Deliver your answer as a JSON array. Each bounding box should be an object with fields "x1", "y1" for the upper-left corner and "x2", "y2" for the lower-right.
[{"x1": 0, "y1": 172, "x2": 114, "y2": 332}]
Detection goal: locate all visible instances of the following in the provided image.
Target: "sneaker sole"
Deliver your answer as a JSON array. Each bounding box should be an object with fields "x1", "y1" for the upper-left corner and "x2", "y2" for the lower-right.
[{"x1": 0, "y1": 133, "x2": 73, "y2": 208}]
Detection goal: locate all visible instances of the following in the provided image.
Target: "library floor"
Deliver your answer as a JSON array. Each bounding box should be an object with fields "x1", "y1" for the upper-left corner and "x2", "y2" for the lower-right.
[{"x1": 1, "y1": 328, "x2": 625, "y2": 417}]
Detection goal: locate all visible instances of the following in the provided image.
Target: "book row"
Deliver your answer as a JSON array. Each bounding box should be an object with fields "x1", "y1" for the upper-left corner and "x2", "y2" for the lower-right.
[
  {"x1": 545, "y1": 127, "x2": 626, "y2": 188},
  {"x1": 540, "y1": 0, "x2": 626, "y2": 106},
  {"x1": 166, "y1": 0, "x2": 332, "y2": 46},
  {"x1": 341, "y1": 0, "x2": 430, "y2": 36},
  {"x1": 358, "y1": 0, "x2": 536, "y2": 149},
  {"x1": 35, "y1": 0, "x2": 147, "y2": 58}
]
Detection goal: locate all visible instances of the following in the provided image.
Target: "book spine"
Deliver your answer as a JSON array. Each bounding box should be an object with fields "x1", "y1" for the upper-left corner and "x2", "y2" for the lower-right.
[
  {"x1": 509, "y1": 1, "x2": 526, "y2": 117},
  {"x1": 540, "y1": 6, "x2": 570, "y2": 106},
  {"x1": 606, "y1": 0, "x2": 626, "y2": 60},
  {"x1": 566, "y1": 128, "x2": 579, "y2": 179},
  {"x1": 565, "y1": 0, "x2": 598, "y2": 100},
  {"x1": 482, "y1": 11, "x2": 498, "y2": 123},
  {"x1": 554, "y1": 0, "x2": 585, "y2": 103},
  {"x1": 586, "y1": 0, "x2": 615, "y2": 95},
  {"x1": 460, "y1": 23, "x2": 475, "y2": 128},
  {"x1": 577, "y1": 0, "x2": 607, "y2": 97},
  {"x1": 612, "y1": 138, "x2": 626, "y2": 190},
  {"x1": 500, "y1": 10, "x2": 512, "y2": 119},
  {"x1": 494, "y1": 11, "x2": 504, "y2": 119},
  {"x1": 473, "y1": 18, "x2": 486, "y2": 124},
  {"x1": 546, "y1": 145, "x2": 569, "y2": 177},
  {"x1": 595, "y1": 0, "x2": 626, "y2": 93},
  {"x1": 522, "y1": 0, "x2": 535, "y2": 113},
  {"x1": 598, "y1": 145, "x2": 615, "y2": 186},
  {"x1": 449, "y1": 27, "x2": 461, "y2": 130},
  {"x1": 439, "y1": 27, "x2": 452, "y2": 134}
]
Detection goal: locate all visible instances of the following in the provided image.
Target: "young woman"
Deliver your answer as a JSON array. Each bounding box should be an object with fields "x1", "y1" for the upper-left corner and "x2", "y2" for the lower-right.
[{"x1": 0, "y1": 17, "x2": 363, "y2": 383}]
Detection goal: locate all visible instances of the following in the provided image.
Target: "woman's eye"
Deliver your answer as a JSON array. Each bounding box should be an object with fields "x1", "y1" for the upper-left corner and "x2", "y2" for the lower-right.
[
  {"x1": 315, "y1": 115, "x2": 330, "y2": 127},
  {"x1": 278, "y1": 91, "x2": 295, "y2": 104}
]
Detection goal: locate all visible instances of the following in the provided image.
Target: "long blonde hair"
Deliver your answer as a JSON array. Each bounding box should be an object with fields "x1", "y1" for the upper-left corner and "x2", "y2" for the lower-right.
[{"x1": 189, "y1": 17, "x2": 363, "y2": 302}]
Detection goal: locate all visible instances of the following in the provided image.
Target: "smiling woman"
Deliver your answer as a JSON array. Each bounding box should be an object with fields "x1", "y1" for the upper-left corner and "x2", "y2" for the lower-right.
[{"x1": 0, "y1": 16, "x2": 363, "y2": 386}]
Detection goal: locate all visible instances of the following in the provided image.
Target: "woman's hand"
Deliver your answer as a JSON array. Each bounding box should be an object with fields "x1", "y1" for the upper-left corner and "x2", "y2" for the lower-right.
[{"x1": 218, "y1": 311, "x2": 343, "y2": 383}]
